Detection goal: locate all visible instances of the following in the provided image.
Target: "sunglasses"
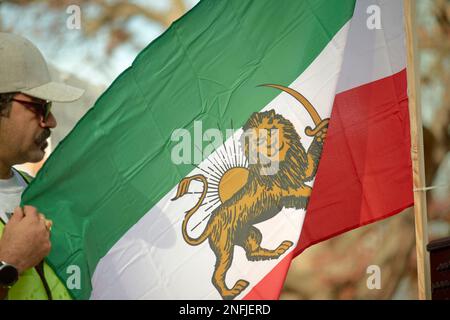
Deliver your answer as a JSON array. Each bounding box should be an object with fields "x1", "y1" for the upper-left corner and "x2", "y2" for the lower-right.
[{"x1": 12, "y1": 98, "x2": 52, "y2": 121}]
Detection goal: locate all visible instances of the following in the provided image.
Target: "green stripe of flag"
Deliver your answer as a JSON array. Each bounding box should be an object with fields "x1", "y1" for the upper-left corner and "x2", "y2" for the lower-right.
[{"x1": 22, "y1": 0, "x2": 355, "y2": 299}]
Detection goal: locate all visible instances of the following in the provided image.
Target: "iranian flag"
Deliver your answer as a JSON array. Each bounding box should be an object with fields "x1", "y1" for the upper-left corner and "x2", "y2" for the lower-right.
[{"x1": 22, "y1": 0, "x2": 413, "y2": 300}]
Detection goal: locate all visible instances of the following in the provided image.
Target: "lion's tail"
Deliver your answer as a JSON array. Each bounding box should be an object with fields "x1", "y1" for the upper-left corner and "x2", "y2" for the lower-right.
[{"x1": 172, "y1": 174, "x2": 211, "y2": 246}]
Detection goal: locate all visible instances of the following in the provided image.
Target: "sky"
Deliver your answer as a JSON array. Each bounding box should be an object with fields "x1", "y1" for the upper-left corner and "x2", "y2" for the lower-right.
[{"x1": 0, "y1": 0, "x2": 200, "y2": 87}]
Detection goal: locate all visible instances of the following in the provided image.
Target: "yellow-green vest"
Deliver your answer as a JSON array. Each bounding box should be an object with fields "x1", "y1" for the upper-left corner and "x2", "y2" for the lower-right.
[{"x1": 0, "y1": 170, "x2": 72, "y2": 300}]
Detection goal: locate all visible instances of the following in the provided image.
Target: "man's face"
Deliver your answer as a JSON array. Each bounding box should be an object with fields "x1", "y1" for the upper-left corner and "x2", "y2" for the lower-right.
[{"x1": 0, "y1": 93, "x2": 57, "y2": 165}]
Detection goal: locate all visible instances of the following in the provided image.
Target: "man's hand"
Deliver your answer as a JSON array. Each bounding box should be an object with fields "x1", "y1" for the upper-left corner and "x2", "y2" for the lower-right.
[{"x1": 0, "y1": 206, "x2": 52, "y2": 274}]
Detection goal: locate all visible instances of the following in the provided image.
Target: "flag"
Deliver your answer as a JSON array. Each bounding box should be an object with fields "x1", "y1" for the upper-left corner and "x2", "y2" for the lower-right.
[{"x1": 22, "y1": 0, "x2": 412, "y2": 300}]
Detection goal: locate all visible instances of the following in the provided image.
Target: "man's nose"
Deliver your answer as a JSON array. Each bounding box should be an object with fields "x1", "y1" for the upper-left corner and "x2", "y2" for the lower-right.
[{"x1": 40, "y1": 112, "x2": 57, "y2": 129}]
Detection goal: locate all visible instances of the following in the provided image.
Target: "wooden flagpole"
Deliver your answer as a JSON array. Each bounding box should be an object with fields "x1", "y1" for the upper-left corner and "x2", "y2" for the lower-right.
[{"x1": 403, "y1": 0, "x2": 431, "y2": 300}]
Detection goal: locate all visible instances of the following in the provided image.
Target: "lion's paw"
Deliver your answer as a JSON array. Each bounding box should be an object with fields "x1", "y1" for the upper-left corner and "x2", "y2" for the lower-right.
[
  {"x1": 275, "y1": 240, "x2": 293, "y2": 255},
  {"x1": 222, "y1": 280, "x2": 250, "y2": 300},
  {"x1": 316, "y1": 127, "x2": 328, "y2": 142}
]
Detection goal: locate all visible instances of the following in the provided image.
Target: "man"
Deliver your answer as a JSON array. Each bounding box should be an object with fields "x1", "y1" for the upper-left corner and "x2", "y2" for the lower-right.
[{"x1": 0, "y1": 32, "x2": 84, "y2": 299}]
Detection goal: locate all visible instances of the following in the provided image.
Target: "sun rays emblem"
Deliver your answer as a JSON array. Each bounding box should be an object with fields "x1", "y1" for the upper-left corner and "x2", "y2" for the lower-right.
[
  {"x1": 186, "y1": 121, "x2": 250, "y2": 230},
  {"x1": 171, "y1": 84, "x2": 329, "y2": 300}
]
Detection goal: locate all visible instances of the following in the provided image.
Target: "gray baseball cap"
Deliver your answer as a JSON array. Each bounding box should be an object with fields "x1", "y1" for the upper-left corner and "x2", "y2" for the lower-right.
[{"x1": 0, "y1": 32, "x2": 84, "y2": 102}]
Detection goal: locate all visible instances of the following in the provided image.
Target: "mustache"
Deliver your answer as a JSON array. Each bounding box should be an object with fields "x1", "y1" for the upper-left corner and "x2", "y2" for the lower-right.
[{"x1": 35, "y1": 129, "x2": 51, "y2": 145}]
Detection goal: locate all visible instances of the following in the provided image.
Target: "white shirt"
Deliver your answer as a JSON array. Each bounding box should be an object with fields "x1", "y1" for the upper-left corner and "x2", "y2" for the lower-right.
[{"x1": 0, "y1": 169, "x2": 28, "y2": 224}]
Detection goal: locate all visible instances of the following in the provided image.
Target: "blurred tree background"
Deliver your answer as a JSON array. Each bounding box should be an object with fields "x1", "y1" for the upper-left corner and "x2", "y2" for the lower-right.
[{"x1": 0, "y1": 0, "x2": 448, "y2": 299}]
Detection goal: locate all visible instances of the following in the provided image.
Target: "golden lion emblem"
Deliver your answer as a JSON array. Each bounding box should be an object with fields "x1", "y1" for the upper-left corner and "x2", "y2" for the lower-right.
[{"x1": 172, "y1": 85, "x2": 329, "y2": 300}]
